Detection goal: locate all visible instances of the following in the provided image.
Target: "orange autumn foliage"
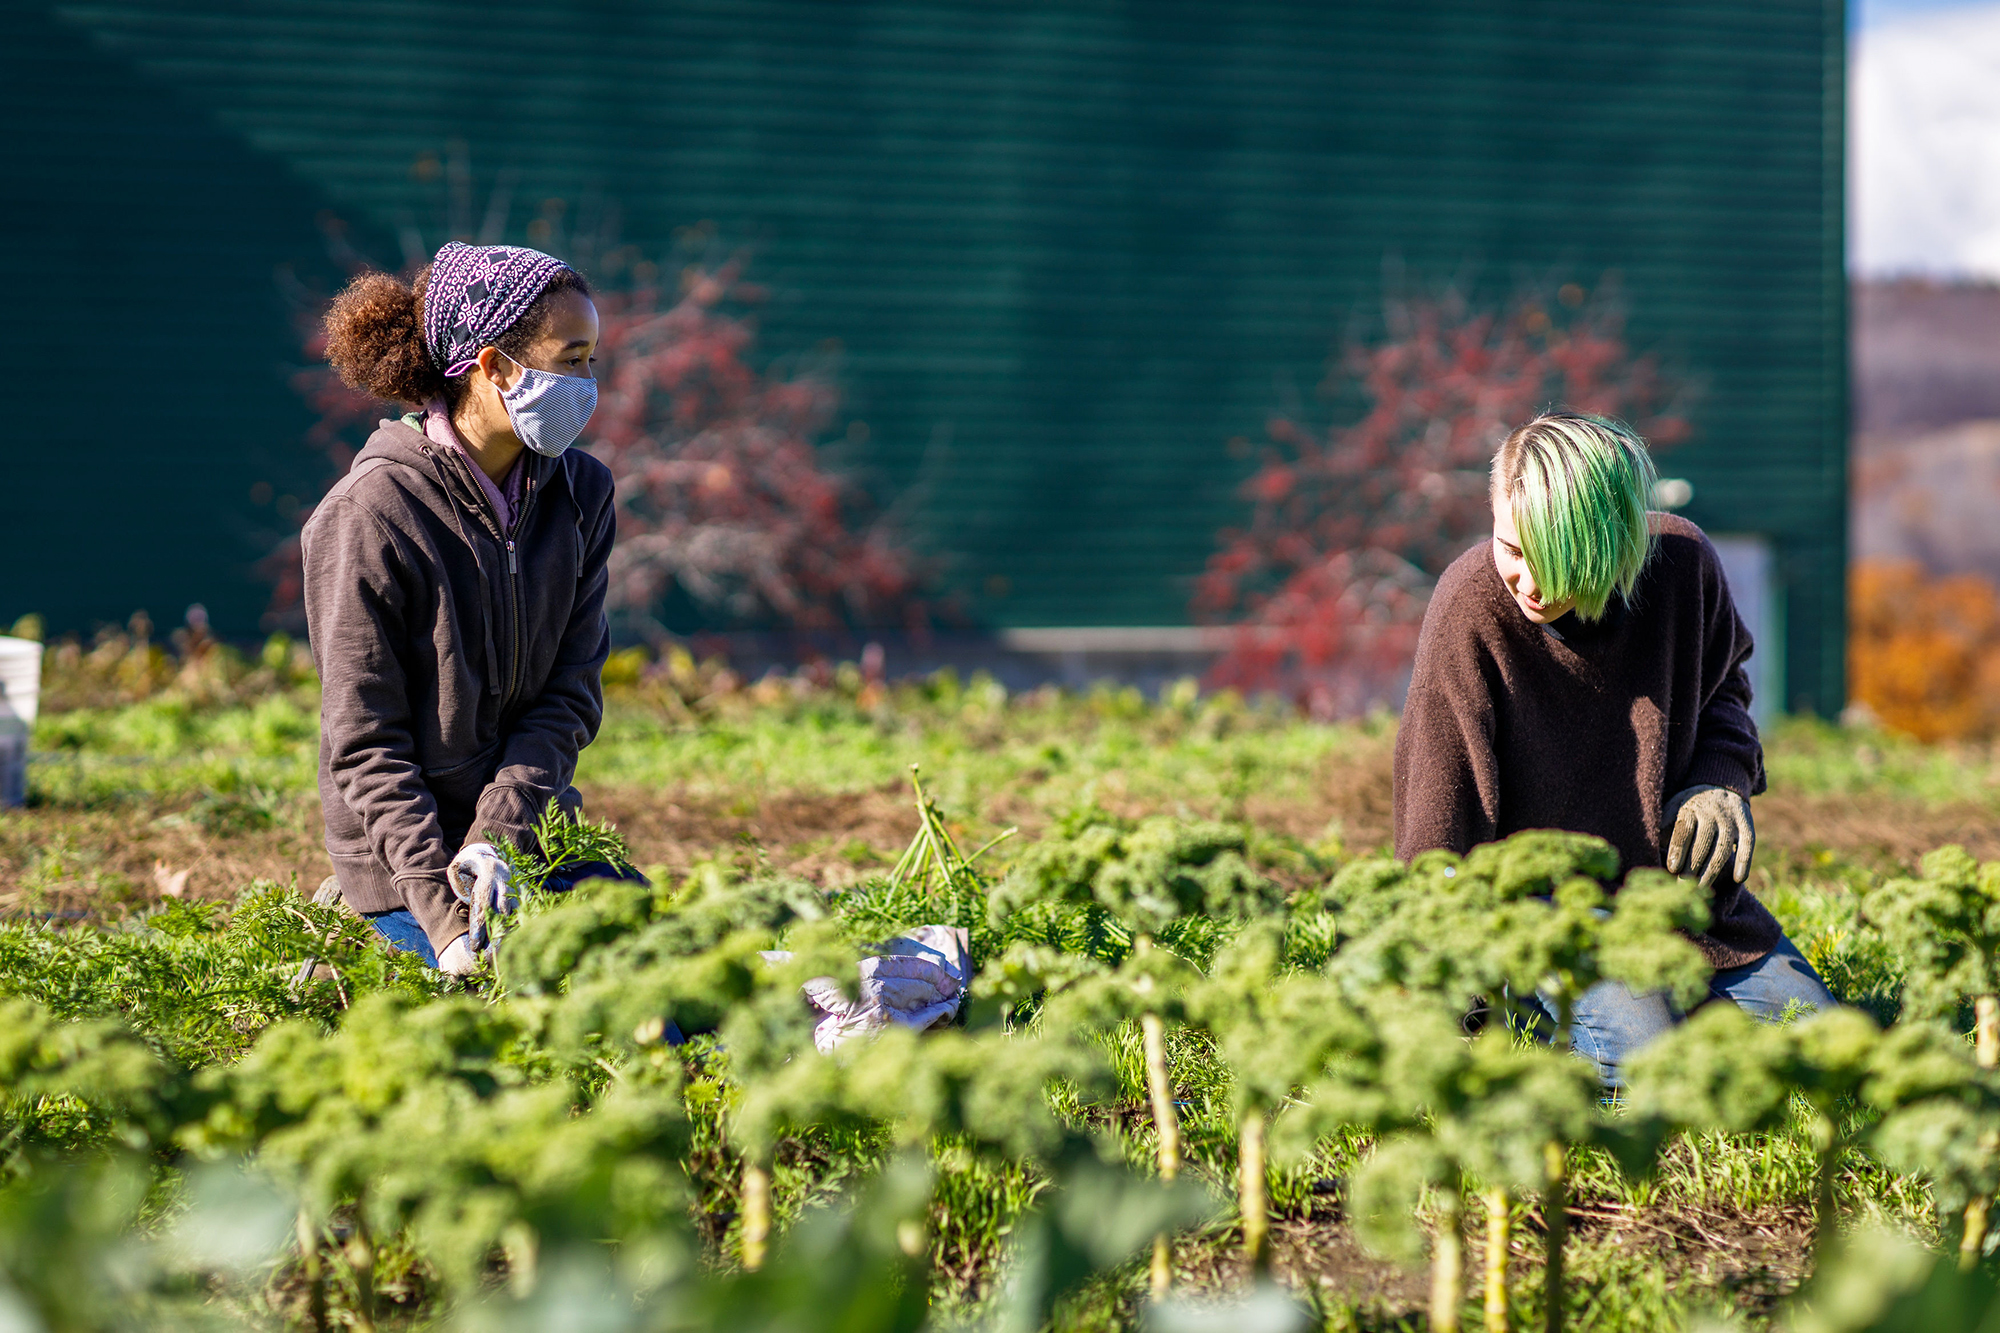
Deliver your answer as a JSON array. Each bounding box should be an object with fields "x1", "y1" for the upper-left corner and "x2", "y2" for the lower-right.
[{"x1": 1849, "y1": 559, "x2": 2000, "y2": 742}]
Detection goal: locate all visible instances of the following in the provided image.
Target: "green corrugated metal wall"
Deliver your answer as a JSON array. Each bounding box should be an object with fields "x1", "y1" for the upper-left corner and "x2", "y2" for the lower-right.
[
  {"x1": 10, "y1": 0, "x2": 1846, "y2": 713},
  {"x1": 1, "y1": 0, "x2": 336, "y2": 640}
]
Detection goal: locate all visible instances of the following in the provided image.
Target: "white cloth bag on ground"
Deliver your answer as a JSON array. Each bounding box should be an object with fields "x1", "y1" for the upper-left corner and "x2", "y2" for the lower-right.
[
  {"x1": 763, "y1": 924, "x2": 972, "y2": 1053},
  {"x1": 0, "y1": 637, "x2": 41, "y2": 809}
]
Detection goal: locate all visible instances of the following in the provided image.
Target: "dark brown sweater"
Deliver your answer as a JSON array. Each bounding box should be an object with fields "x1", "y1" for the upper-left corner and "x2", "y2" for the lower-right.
[
  {"x1": 1392, "y1": 513, "x2": 1781, "y2": 968},
  {"x1": 302, "y1": 416, "x2": 615, "y2": 951}
]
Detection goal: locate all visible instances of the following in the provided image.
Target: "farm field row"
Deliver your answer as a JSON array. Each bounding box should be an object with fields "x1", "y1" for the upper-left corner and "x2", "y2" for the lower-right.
[
  {"x1": 6, "y1": 658, "x2": 2000, "y2": 1330},
  {"x1": 11, "y1": 667, "x2": 2000, "y2": 919}
]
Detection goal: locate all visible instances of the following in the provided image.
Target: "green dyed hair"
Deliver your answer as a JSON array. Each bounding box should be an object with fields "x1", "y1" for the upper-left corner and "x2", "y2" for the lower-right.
[{"x1": 1491, "y1": 412, "x2": 1659, "y2": 622}]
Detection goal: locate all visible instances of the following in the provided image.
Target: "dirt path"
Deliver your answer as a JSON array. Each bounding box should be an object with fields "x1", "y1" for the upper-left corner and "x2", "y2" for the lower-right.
[
  {"x1": 1756, "y1": 790, "x2": 2000, "y2": 866},
  {"x1": 0, "y1": 799, "x2": 331, "y2": 917},
  {"x1": 3, "y1": 751, "x2": 1990, "y2": 919}
]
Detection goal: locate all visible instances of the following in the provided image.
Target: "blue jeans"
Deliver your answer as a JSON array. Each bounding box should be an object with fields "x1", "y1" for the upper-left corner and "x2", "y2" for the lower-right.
[
  {"x1": 363, "y1": 907, "x2": 439, "y2": 967},
  {"x1": 1525, "y1": 935, "x2": 1837, "y2": 1087},
  {"x1": 361, "y1": 860, "x2": 646, "y2": 972}
]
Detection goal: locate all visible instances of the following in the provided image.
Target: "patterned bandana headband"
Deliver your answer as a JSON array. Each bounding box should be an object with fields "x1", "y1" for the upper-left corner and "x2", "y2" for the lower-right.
[{"x1": 422, "y1": 241, "x2": 573, "y2": 379}]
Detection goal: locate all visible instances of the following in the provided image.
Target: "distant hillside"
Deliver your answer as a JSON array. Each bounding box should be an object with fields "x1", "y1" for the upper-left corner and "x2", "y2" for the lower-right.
[
  {"x1": 1851, "y1": 279, "x2": 2000, "y2": 584},
  {"x1": 1853, "y1": 279, "x2": 2000, "y2": 437},
  {"x1": 1855, "y1": 419, "x2": 2000, "y2": 584}
]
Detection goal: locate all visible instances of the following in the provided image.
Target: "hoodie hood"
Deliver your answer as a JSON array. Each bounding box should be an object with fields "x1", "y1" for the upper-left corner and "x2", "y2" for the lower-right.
[{"x1": 346, "y1": 415, "x2": 555, "y2": 536}]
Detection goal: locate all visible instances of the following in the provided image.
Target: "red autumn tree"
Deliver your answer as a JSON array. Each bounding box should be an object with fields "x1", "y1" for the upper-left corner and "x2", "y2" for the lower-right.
[
  {"x1": 271, "y1": 243, "x2": 922, "y2": 639},
  {"x1": 264, "y1": 291, "x2": 385, "y2": 627},
  {"x1": 1193, "y1": 284, "x2": 1690, "y2": 718},
  {"x1": 585, "y1": 260, "x2": 921, "y2": 636}
]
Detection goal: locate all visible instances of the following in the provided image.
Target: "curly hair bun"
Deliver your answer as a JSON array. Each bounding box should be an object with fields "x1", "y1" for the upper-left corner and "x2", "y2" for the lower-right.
[{"x1": 323, "y1": 266, "x2": 446, "y2": 406}]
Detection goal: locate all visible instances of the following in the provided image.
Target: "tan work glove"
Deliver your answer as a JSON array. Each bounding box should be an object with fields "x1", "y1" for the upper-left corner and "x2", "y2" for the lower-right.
[{"x1": 1663, "y1": 784, "x2": 1756, "y2": 889}]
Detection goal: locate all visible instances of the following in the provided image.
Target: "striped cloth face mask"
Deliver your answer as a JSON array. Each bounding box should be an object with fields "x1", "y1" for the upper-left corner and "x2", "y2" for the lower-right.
[{"x1": 496, "y1": 354, "x2": 598, "y2": 458}]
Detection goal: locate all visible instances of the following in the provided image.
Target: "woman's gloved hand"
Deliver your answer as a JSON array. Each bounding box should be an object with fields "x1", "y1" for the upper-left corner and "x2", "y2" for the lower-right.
[
  {"x1": 436, "y1": 932, "x2": 480, "y2": 977},
  {"x1": 1663, "y1": 784, "x2": 1756, "y2": 889},
  {"x1": 448, "y1": 842, "x2": 515, "y2": 952}
]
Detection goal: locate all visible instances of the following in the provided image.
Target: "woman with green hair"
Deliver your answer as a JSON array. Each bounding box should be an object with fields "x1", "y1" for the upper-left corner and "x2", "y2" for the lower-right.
[{"x1": 1394, "y1": 411, "x2": 1832, "y2": 1085}]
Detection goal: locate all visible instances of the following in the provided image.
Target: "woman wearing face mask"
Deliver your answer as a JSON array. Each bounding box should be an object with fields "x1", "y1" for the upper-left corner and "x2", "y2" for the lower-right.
[
  {"x1": 1393, "y1": 412, "x2": 1834, "y2": 1085},
  {"x1": 304, "y1": 242, "x2": 615, "y2": 975}
]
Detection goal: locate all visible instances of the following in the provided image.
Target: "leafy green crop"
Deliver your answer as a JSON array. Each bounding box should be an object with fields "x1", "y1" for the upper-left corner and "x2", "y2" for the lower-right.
[
  {"x1": 12, "y1": 776, "x2": 2000, "y2": 1333},
  {"x1": 1863, "y1": 844, "x2": 2000, "y2": 1261}
]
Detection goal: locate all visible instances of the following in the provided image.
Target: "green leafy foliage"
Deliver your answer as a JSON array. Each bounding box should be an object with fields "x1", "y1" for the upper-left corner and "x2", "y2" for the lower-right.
[
  {"x1": 0, "y1": 998, "x2": 178, "y2": 1161},
  {"x1": 1190, "y1": 923, "x2": 1360, "y2": 1119},
  {"x1": 1619, "y1": 1003, "x2": 1994, "y2": 1263},
  {"x1": 1326, "y1": 833, "x2": 1712, "y2": 1035},
  {"x1": 16, "y1": 762, "x2": 2000, "y2": 1333},
  {"x1": 1785, "y1": 1225, "x2": 2000, "y2": 1333},
  {"x1": 501, "y1": 803, "x2": 642, "y2": 896},
  {"x1": 38, "y1": 659, "x2": 2000, "y2": 1328},
  {"x1": 1626, "y1": 1005, "x2": 1885, "y2": 1142},
  {"x1": 991, "y1": 807, "x2": 1284, "y2": 943},
  {"x1": 0, "y1": 884, "x2": 444, "y2": 1066},
  {"x1": 1866, "y1": 845, "x2": 2000, "y2": 1021}
]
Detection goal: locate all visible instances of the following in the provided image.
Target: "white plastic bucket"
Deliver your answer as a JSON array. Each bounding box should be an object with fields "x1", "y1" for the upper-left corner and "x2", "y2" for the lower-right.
[{"x1": 0, "y1": 636, "x2": 42, "y2": 808}]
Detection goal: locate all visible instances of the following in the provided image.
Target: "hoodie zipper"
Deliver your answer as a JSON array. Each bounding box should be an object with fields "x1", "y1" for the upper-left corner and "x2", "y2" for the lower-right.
[
  {"x1": 505, "y1": 538, "x2": 520, "y2": 705},
  {"x1": 503, "y1": 471, "x2": 539, "y2": 709},
  {"x1": 430, "y1": 436, "x2": 538, "y2": 711}
]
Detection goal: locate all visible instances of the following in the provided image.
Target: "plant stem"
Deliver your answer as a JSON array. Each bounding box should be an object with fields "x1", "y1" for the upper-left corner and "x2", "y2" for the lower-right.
[
  {"x1": 1543, "y1": 1141, "x2": 1567, "y2": 1333},
  {"x1": 1964, "y1": 1197, "x2": 1992, "y2": 1273},
  {"x1": 1431, "y1": 1186, "x2": 1463, "y2": 1333},
  {"x1": 964, "y1": 826, "x2": 1018, "y2": 866},
  {"x1": 344, "y1": 1216, "x2": 377, "y2": 1333},
  {"x1": 296, "y1": 1208, "x2": 327, "y2": 1333},
  {"x1": 1963, "y1": 995, "x2": 1999, "y2": 1269},
  {"x1": 1811, "y1": 1113, "x2": 1840, "y2": 1270},
  {"x1": 910, "y1": 763, "x2": 959, "y2": 888},
  {"x1": 741, "y1": 1160, "x2": 772, "y2": 1271},
  {"x1": 1537, "y1": 995, "x2": 1576, "y2": 1333},
  {"x1": 1483, "y1": 1185, "x2": 1510, "y2": 1333},
  {"x1": 1150, "y1": 1233, "x2": 1173, "y2": 1299},
  {"x1": 1139, "y1": 1023, "x2": 1180, "y2": 1181},
  {"x1": 1141, "y1": 1006, "x2": 1180, "y2": 1298},
  {"x1": 1240, "y1": 1109, "x2": 1269, "y2": 1272}
]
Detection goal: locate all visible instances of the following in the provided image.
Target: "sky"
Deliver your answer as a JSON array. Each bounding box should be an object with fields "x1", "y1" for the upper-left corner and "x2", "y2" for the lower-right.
[
  {"x1": 1851, "y1": 0, "x2": 2000, "y2": 276},
  {"x1": 1852, "y1": 0, "x2": 1993, "y2": 31}
]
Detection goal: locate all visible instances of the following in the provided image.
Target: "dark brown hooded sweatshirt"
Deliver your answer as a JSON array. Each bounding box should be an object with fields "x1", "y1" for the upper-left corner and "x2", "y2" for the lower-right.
[
  {"x1": 301, "y1": 415, "x2": 615, "y2": 951},
  {"x1": 1392, "y1": 513, "x2": 1781, "y2": 969}
]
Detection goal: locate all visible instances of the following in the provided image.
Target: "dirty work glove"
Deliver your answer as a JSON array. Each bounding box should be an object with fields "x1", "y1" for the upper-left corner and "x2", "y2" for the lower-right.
[
  {"x1": 448, "y1": 842, "x2": 515, "y2": 953},
  {"x1": 1663, "y1": 785, "x2": 1756, "y2": 890},
  {"x1": 436, "y1": 933, "x2": 480, "y2": 977}
]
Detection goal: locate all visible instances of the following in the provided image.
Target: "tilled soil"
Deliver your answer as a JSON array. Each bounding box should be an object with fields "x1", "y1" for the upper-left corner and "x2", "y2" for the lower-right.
[
  {"x1": 1755, "y1": 790, "x2": 2000, "y2": 867},
  {"x1": 0, "y1": 797, "x2": 330, "y2": 918},
  {"x1": 0, "y1": 739, "x2": 1401, "y2": 917},
  {"x1": 1555, "y1": 1197, "x2": 1815, "y2": 1308},
  {"x1": 1167, "y1": 1195, "x2": 1814, "y2": 1324},
  {"x1": 3, "y1": 734, "x2": 1991, "y2": 920},
  {"x1": 585, "y1": 782, "x2": 924, "y2": 887},
  {"x1": 1177, "y1": 1210, "x2": 1431, "y2": 1313}
]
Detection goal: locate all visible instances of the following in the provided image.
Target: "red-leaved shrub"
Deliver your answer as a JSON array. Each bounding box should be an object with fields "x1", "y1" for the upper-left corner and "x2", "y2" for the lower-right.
[
  {"x1": 586, "y1": 261, "x2": 921, "y2": 636},
  {"x1": 263, "y1": 313, "x2": 384, "y2": 626},
  {"x1": 1193, "y1": 285, "x2": 1690, "y2": 718},
  {"x1": 272, "y1": 251, "x2": 921, "y2": 638}
]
